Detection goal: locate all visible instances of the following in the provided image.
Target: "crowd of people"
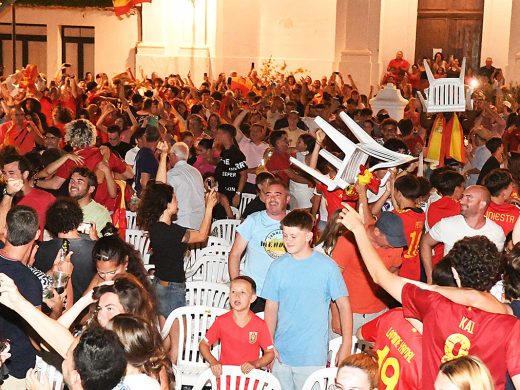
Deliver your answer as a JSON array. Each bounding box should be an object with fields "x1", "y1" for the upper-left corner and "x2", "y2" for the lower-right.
[{"x1": 0, "y1": 48, "x2": 518, "y2": 390}]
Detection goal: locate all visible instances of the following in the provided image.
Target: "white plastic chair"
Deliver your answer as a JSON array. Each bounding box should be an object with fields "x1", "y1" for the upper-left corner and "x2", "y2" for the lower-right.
[
  {"x1": 239, "y1": 193, "x2": 256, "y2": 217},
  {"x1": 125, "y1": 229, "x2": 151, "y2": 261},
  {"x1": 185, "y1": 281, "x2": 229, "y2": 309},
  {"x1": 418, "y1": 57, "x2": 473, "y2": 113},
  {"x1": 185, "y1": 253, "x2": 229, "y2": 283},
  {"x1": 35, "y1": 356, "x2": 64, "y2": 390},
  {"x1": 301, "y1": 367, "x2": 337, "y2": 390},
  {"x1": 161, "y1": 306, "x2": 227, "y2": 389},
  {"x1": 290, "y1": 112, "x2": 416, "y2": 191},
  {"x1": 328, "y1": 336, "x2": 371, "y2": 367},
  {"x1": 185, "y1": 236, "x2": 231, "y2": 269},
  {"x1": 211, "y1": 219, "x2": 241, "y2": 245},
  {"x1": 193, "y1": 365, "x2": 282, "y2": 390},
  {"x1": 125, "y1": 211, "x2": 137, "y2": 230}
]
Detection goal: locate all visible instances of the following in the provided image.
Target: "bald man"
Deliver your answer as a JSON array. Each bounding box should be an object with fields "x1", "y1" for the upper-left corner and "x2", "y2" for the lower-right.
[{"x1": 420, "y1": 185, "x2": 505, "y2": 283}]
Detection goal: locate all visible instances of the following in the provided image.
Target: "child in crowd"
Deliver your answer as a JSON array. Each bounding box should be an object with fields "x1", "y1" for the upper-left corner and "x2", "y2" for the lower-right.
[{"x1": 199, "y1": 276, "x2": 274, "y2": 377}]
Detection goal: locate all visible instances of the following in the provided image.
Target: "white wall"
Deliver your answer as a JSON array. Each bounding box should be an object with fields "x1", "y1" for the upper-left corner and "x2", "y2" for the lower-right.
[
  {"x1": 481, "y1": 0, "x2": 512, "y2": 69},
  {"x1": 0, "y1": 5, "x2": 138, "y2": 77}
]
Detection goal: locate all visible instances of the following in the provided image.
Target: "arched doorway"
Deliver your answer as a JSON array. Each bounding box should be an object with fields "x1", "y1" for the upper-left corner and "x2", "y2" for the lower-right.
[{"x1": 414, "y1": 0, "x2": 484, "y2": 70}]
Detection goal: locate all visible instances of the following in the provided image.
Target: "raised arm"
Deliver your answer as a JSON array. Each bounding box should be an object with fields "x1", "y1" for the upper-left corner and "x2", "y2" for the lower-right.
[
  {"x1": 182, "y1": 189, "x2": 218, "y2": 244},
  {"x1": 155, "y1": 141, "x2": 170, "y2": 184}
]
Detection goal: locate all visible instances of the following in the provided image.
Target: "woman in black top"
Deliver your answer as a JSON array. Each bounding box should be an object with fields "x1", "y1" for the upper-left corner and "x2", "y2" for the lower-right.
[{"x1": 136, "y1": 181, "x2": 217, "y2": 318}]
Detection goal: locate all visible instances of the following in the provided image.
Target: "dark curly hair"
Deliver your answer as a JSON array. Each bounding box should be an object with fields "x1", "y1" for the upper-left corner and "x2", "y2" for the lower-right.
[
  {"x1": 45, "y1": 197, "x2": 84, "y2": 236},
  {"x1": 502, "y1": 243, "x2": 520, "y2": 300},
  {"x1": 136, "y1": 182, "x2": 173, "y2": 231},
  {"x1": 444, "y1": 236, "x2": 500, "y2": 292},
  {"x1": 93, "y1": 223, "x2": 154, "y2": 297}
]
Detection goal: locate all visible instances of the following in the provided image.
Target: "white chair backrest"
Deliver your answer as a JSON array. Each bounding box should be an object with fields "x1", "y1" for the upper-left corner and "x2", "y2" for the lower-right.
[
  {"x1": 126, "y1": 211, "x2": 137, "y2": 230},
  {"x1": 239, "y1": 193, "x2": 256, "y2": 217},
  {"x1": 417, "y1": 57, "x2": 469, "y2": 113},
  {"x1": 185, "y1": 253, "x2": 229, "y2": 283},
  {"x1": 230, "y1": 206, "x2": 240, "y2": 219},
  {"x1": 35, "y1": 356, "x2": 64, "y2": 390},
  {"x1": 185, "y1": 281, "x2": 229, "y2": 309},
  {"x1": 125, "y1": 229, "x2": 150, "y2": 259},
  {"x1": 211, "y1": 219, "x2": 241, "y2": 245},
  {"x1": 329, "y1": 336, "x2": 371, "y2": 368},
  {"x1": 301, "y1": 367, "x2": 337, "y2": 390},
  {"x1": 161, "y1": 306, "x2": 226, "y2": 366},
  {"x1": 193, "y1": 366, "x2": 282, "y2": 390},
  {"x1": 185, "y1": 237, "x2": 231, "y2": 269}
]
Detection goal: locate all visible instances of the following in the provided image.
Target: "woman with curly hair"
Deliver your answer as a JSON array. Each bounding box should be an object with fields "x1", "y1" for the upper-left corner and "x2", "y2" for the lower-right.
[
  {"x1": 108, "y1": 314, "x2": 173, "y2": 389},
  {"x1": 35, "y1": 119, "x2": 134, "y2": 212},
  {"x1": 137, "y1": 180, "x2": 218, "y2": 318}
]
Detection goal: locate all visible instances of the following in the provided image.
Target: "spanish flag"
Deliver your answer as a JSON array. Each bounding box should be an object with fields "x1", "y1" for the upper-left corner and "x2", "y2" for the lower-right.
[
  {"x1": 113, "y1": 0, "x2": 151, "y2": 16},
  {"x1": 230, "y1": 76, "x2": 253, "y2": 96},
  {"x1": 424, "y1": 113, "x2": 465, "y2": 166}
]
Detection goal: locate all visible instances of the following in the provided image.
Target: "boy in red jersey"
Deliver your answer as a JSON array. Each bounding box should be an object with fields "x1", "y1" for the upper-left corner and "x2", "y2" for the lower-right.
[
  {"x1": 483, "y1": 169, "x2": 520, "y2": 235},
  {"x1": 391, "y1": 174, "x2": 425, "y2": 281},
  {"x1": 425, "y1": 170, "x2": 464, "y2": 268},
  {"x1": 338, "y1": 204, "x2": 520, "y2": 390},
  {"x1": 200, "y1": 276, "x2": 274, "y2": 377}
]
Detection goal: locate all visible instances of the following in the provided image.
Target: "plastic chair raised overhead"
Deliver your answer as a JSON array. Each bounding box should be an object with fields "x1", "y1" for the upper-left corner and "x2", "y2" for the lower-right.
[
  {"x1": 417, "y1": 57, "x2": 473, "y2": 113},
  {"x1": 210, "y1": 219, "x2": 241, "y2": 246},
  {"x1": 193, "y1": 365, "x2": 282, "y2": 390},
  {"x1": 161, "y1": 306, "x2": 227, "y2": 390},
  {"x1": 290, "y1": 111, "x2": 415, "y2": 191},
  {"x1": 301, "y1": 367, "x2": 337, "y2": 390},
  {"x1": 185, "y1": 280, "x2": 229, "y2": 309}
]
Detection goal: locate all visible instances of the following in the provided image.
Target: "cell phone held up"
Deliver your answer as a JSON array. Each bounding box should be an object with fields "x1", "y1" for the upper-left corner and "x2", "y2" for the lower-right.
[{"x1": 60, "y1": 238, "x2": 70, "y2": 261}]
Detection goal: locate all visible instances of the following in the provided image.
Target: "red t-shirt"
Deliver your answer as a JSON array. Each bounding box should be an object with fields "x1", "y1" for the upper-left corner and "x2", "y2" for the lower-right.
[
  {"x1": 18, "y1": 188, "x2": 55, "y2": 239},
  {"x1": 361, "y1": 308, "x2": 422, "y2": 390},
  {"x1": 0, "y1": 121, "x2": 37, "y2": 155},
  {"x1": 503, "y1": 126, "x2": 520, "y2": 154},
  {"x1": 55, "y1": 146, "x2": 127, "y2": 211},
  {"x1": 393, "y1": 208, "x2": 425, "y2": 281},
  {"x1": 332, "y1": 232, "x2": 402, "y2": 314},
  {"x1": 40, "y1": 97, "x2": 60, "y2": 127},
  {"x1": 426, "y1": 197, "x2": 460, "y2": 267},
  {"x1": 402, "y1": 283, "x2": 520, "y2": 390},
  {"x1": 266, "y1": 150, "x2": 290, "y2": 185},
  {"x1": 485, "y1": 201, "x2": 520, "y2": 236},
  {"x1": 315, "y1": 182, "x2": 356, "y2": 217},
  {"x1": 204, "y1": 311, "x2": 273, "y2": 365}
]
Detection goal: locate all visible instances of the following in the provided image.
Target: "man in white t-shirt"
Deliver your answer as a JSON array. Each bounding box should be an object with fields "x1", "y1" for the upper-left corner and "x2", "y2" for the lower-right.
[
  {"x1": 236, "y1": 121, "x2": 269, "y2": 193},
  {"x1": 420, "y1": 185, "x2": 505, "y2": 283}
]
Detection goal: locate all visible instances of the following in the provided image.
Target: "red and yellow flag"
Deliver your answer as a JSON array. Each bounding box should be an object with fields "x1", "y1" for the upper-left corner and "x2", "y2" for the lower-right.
[
  {"x1": 424, "y1": 113, "x2": 465, "y2": 166},
  {"x1": 113, "y1": 0, "x2": 151, "y2": 16}
]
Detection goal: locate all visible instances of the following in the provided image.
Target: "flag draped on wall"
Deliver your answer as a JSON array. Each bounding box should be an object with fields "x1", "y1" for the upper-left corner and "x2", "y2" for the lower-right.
[
  {"x1": 113, "y1": 0, "x2": 151, "y2": 16},
  {"x1": 424, "y1": 113, "x2": 466, "y2": 167}
]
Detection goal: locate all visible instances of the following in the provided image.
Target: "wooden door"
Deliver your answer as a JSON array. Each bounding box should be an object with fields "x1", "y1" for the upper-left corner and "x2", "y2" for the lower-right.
[{"x1": 415, "y1": 0, "x2": 484, "y2": 70}]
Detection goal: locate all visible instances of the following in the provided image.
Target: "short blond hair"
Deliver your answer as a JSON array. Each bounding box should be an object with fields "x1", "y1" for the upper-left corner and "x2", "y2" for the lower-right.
[{"x1": 439, "y1": 355, "x2": 494, "y2": 390}]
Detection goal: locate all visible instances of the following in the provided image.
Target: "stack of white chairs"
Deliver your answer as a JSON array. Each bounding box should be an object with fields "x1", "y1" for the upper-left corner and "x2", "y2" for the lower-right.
[
  {"x1": 161, "y1": 306, "x2": 227, "y2": 390},
  {"x1": 193, "y1": 365, "x2": 281, "y2": 390},
  {"x1": 185, "y1": 280, "x2": 229, "y2": 309},
  {"x1": 210, "y1": 219, "x2": 241, "y2": 246},
  {"x1": 185, "y1": 252, "x2": 229, "y2": 284},
  {"x1": 185, "y1": 236, "x2": 231, "y2": 270}
]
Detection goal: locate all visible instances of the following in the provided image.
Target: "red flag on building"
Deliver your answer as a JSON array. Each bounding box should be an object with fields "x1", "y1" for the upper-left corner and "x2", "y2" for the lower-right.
[{"x1": 113, "y1": 0, "x2": 151, "y2": 16}]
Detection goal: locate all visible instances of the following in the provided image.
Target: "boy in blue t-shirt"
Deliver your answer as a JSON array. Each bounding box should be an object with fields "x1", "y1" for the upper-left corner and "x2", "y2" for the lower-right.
[{"x1": 262, "y1": 209, "x2": 353, "y2": 390}]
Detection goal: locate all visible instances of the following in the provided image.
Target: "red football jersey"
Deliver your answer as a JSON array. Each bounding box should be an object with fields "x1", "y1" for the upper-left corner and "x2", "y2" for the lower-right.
[
  {"x1": 485, "y1": 201, "x2": 520, "y2": 236},
  {"x1": 316, "y1": 182, "x2": 357, "y2": 218},
  {"x1": 204, "y1": 310, "x2": 274, "y2": 365},
  {"x1": 361, "y1": 308, "x2": 422, "y2": 390},
  {"x1": 426, "y1": 197, "x2": 460, "y2": 267},
  {"x1": 393, "y1": 208, "x2": 425, "y2": 281},
  {"x1": 402, "y1": 283, "x2": 520, "y2": 390}
]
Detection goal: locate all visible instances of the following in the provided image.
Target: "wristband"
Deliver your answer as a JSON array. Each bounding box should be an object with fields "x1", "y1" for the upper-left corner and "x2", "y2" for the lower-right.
[{"x1": 3, "y1": 187, "x2": 14, "y2": 197}]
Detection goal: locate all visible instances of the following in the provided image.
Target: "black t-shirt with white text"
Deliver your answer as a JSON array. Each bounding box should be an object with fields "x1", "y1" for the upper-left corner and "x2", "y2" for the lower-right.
[{"x1": 215, "y1": 145, "x2": 247, "y2": 200}]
